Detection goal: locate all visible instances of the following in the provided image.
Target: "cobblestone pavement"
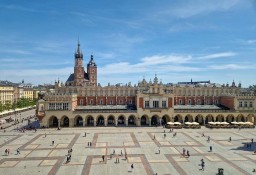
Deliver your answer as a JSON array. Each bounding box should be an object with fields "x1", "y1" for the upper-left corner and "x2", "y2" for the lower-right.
[{"x1": 0, "y1": 126, "x2": 256, "y2": 175}]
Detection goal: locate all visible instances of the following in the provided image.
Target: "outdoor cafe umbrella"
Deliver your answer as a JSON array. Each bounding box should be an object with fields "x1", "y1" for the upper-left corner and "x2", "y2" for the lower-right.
[
  {"x1": 174, "y1": 122, "x2": 182, "y2": 125},
  {"x1": 192, "y1": 122, "x2": 199, "y2": 125},
  {"x1": 167, "y1": 122, "x2": 174, "y2": 125}
]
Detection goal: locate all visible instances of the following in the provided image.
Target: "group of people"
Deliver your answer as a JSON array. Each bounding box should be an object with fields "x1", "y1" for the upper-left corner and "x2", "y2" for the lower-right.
[
  {"x1": 182, "y1": 148, "x2": 190, "y2": 157},
  {"x1": 66, "y1": 148, "x2": 73, "y2": 163}
]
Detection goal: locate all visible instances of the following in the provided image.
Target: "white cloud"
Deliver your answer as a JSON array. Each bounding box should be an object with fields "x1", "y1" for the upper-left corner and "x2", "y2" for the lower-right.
[
  {"x1": 159, "y1": 0, "x2": 242, "y2": 18},
  {"x1": 208, "y1": 64, "x2": 252, "y2": 70},
  {"x1": 197, "y1": 52, "x2": 236, "y2": 60}
]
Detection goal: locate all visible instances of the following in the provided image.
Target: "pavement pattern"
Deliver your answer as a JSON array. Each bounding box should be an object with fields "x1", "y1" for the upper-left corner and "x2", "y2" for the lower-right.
[{"x1": 0, "y1": 126, "x2": 256, "y2": 175}]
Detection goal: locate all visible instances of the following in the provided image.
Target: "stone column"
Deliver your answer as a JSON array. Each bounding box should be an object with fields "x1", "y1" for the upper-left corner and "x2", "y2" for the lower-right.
[
  {"x1": 58, "y1": 119, "x2": 61, "y2": 128},
  {"x1": 69, "y1": 118, "x2": 74, "y2": 127},
  {"x1": 94, "y1": 119, "x2": 97, "y2": 126},
  {"x1": 83, "y1": 118, "x2": 86, "y2": 127},
  {"x1": 125, "y1": 119, "x2": 128, "y2": 126},
  {"x1": 115, "y1": 119, "x2": 118, "y2": 126},
  {"x1": 137, "y1": 118, "x2": 141, "y2": 126},
  {"x1": 104, "y1": 118, "x2": 107, "y2": 126},
  {"x1": 149, "y1": 118, "x2": 151, "y2": 126}
]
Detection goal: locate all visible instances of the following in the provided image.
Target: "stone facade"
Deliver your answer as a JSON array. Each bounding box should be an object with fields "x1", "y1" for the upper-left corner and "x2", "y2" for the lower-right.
[{"x1": 37, "y1": 42, "x2": 256, "y2": 128}]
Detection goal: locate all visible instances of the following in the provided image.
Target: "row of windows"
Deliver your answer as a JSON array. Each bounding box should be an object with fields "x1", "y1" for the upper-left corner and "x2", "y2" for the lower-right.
[
  {"x1": 177, "y1": 99, "x2": 219, "y2": 105},
  {"x1": 79, "y1": 99, "x2": 133, "y2": 105},
  {"x1": 175, "y1": 89, "x2": 237, "y2": 96},
  {"x1": 49, "y1": 103, "x2": 69, "y2": 110},
  {"x1": 144, "y1": 101, "x2": 167, "y2": 108},
  {"x1": 239, "y1": 101, "x2": 253, "y2": 108}
]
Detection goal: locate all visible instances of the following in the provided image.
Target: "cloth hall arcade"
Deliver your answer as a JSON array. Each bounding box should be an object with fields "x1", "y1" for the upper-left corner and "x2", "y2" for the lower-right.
[{"x1": 36, "y1": 42, "x2": 256, "y2": 128}]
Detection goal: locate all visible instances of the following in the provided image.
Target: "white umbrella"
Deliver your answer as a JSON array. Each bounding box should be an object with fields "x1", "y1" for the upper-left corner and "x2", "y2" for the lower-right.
[
  {"x1": 231, "y1": 121, "x2": 238, "y2": 124},
  {"x1": 245, "y1": 122, "x2": 253, "y2": 125},
  {"x1": 208, "y1": 122, "x2": 215, "y2": 125},
  {"x1": 192, "y1": 122, "x2": 199, "y2": 125},
  {"x1": 220, "y1": 122, "x2": 229, "y2": 125},
  {"x1": 215, "y1": 122, "x2": 221, "y2": 125},
  {"x1": 174, "y1": 122, "x2": 181, "y2": 125},
  {"x1": 167, "y1": 122, "x2": 174, "y2": 125},
  {"x1": 185, "y1": 122, "x2": 192, "y2": 125},
  {"x1": 238, "y1": 122, "x2": 245, "y2": 125}
]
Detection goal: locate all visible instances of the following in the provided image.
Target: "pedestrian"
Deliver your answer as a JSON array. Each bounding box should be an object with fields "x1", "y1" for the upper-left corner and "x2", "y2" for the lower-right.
[
  {"x1": 90, "y1": 142, "x2": 92, "y2": 147},
  {"x1": 102, "y1": 155, "x2": 105, "y2": 162},
  {"x1": 153, "y1": 135, "x2": 155, "y2": 140},
  {"x1": 169, "y1": 129, "x2": 171, "y2": 132},
  {"x1": 210, "y1": 146, "x2": 212, "y2": 152},
  {"x1": 164, "y1": 130, "x2": 165, "y2": 133},
  {"x1": 113, "y1": 149, "x2": 115, "y2": 155},
  {"x1": 229, "y1": 137, "x2": 231, "y2": 142},
  {"x1": 52, "y1": 141, "x2": 54, "y2": 145},
  {"x1": 164, "y1": 134, "x2": 166, "y2": 138},
  {"x1": 16, "y1": 148, "x2": 20, "y2": 154},
  {"x1": 207, "y1": 136, "x2": 210, "y2": 142},
  {"x1": 252, "y1": 139, "x2": 254, "y2": 143},
  {"x1": 69, "y1": 155, "x2": 71, "y2": 161},
  {"x1": 201, "y1": 161, "x2": 205, "y2": 171},
  {"x1": 88, "y1": 142, "x2": 89, "y2": 147},
  {"x1": 45, "y1": 133, "x2": 47, "y2": 138},
  {"x1": 182, "y1": 148, "x2": 186, "y2": 157},
  {"x1": 85, "y1": 132, "x2": 86, "y2": 137},
  {"x1": 187, "y1": 150, "x2": 190, "y2": 157},
  {"x1": 5, "y1": 149, "x2": 7, "y2": 156},
  {"x1": 66, "y1": 156, "x2": 69, "y2": 163},
  {"x1": 158, "y1": 148, "x2": 160, "y2": 154},
  {"x1": 131, "y1": 164, "x2": 134, "y2": 171},
  {"x1": 202, "y1": 133, "x2": 204, "y2": 137},
  {"x1": 121, "y1": 150, "x2": 123, "y2": 155},
  {"x1": 7, "y1": 148, "x2": 10, "y2": 155}
]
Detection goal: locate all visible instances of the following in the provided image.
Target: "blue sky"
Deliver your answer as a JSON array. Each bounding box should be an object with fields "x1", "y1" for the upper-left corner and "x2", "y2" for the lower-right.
[{"x1": 0, "y1": 0, "x2": 256, "y2": 87}]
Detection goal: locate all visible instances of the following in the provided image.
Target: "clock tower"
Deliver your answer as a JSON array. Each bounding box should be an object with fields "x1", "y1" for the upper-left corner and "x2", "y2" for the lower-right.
[{"x1": 87, "y1": 54, "x2": 97, "y2": 87}]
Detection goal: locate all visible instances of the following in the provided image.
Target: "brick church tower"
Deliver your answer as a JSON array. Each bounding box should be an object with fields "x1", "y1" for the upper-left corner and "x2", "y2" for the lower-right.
[{"x1": 74, "y1": 41, "x2": 85, "y2": 86}]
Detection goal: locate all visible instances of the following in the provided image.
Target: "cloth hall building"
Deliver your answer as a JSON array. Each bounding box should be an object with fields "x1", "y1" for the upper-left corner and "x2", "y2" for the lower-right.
[{"x1": 36, "y1": 42, "x2": 256, "y2": 128}]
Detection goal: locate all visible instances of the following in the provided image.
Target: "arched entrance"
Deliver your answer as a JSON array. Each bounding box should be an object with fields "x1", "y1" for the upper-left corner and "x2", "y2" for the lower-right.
[
  {"x1": 62, "y1": 116, "x2": 69, "y2": 127},
  {"x1": 49, "y1": 116, "x2": 58, "y2": 127},
  {"x1": 185, "y1": 115, "x2": 193, "y2": 122},
  {"x1": 161, "y1": 115, "x2": 170, "y2": 125},
  {"x1": 75, "y1": 116, "x2": 83, "y2": 127},
  {"x1": 87, "y1": 116, "x2": 94, "y2": 126},
  {"x1": 151, "y1": 115, "x2": 158, "y2": 126},
  {"x1": 128, "y1": 115, "x2": 135, "y2": 126},
  {"x1": 141, "y1": 115, "x2": 148, "y2": 126},
  {"x1": 205, "y1": 115, "x2": 214, "y2": 124},
  {"x1": 237, "y1": 114, "x2": 245, "y2": 122},
  {"x1": 118, "y1": 116, "x2": 125, "y2": 125},
  {"x1": 226, "y1": 114, "x2": 234, "y2": 123},
  {"x1": 174, "y1": 115, "x2": 183, "y2": 123},
  {"x1": 216, "y1": 115, "x2": 224, "y2": 122},
  {"x1": 247, "y1": 114, "x2": 255, "y2": 123},
  {"x1": 107, "y1": 116, "x2": 115, "y2": 126},
  {"x1": 195, "y1": 114, "x2": 204, "y2": 125},
  {"x1": 97, "y1": 116, "x2": 104, "y2": 126}
]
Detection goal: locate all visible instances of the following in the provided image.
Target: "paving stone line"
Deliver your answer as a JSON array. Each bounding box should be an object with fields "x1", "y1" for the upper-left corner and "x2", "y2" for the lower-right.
[
  {"x1": 165, "y1": 154, "x2": 187, "y2": 175},
  {"x1": 0, "y1": 135, "x2": 23, "y2": 148}
]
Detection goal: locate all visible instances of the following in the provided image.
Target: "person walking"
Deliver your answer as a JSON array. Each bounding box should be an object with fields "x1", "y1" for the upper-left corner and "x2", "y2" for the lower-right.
[
  {"x1": 121, "y1": 150, "x2": 123, "y2": 155},
  {"x1": 102, "y1": 155, "x2": 105, "y2": 162},
  {"x1": 16, "y1": 148, "x2": 20, "y2": 154},
  {"x1": 85, "y1": 132, "x2": 86, "y2": 137},
  {"x1": 229, "y1": 137, "x2": 232, "y2": 142},
  {"x1": 131, "y1": 164, "x2": 134, "y2": 171},
  {"x1": 52, "y1": 141, "x2": 54, "y2": 145},
  {"x1": 113, "y1": 149, "x2": 115, "y2": 155},
  {"x1": 210, "y1": 146, "x2": 212, "y2": 152},
  {"x1": 187, "y1": 150, "x2": 190, "y2": 157},
  {"x1": 207, "y1": 136, "x2": 210, "y2": 142}
]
